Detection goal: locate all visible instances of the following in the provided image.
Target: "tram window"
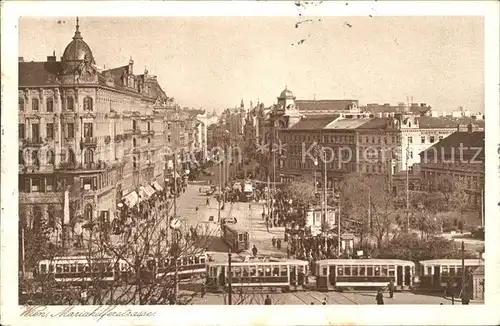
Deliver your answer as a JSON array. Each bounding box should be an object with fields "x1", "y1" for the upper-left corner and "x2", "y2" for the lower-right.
[
  {"x1": 93, "y1": 265, "x2": 99, "y2": 272},
  {"x1": 244, "y1": 233, "x2": 248, "y2": 241},
  {"x1": 273, "y1": 267, "x2": 280, "y2": 276},
  {"x1": 442, "y1": 266, "x2": 449, "y2": 276},
  {"x1": 195, "y1": 256, "x2": 200, "y2": 264},
  {"x1": 345, "y1": 266, "x2": 351, "y2": 276},
  {"x1": 243, "y1": 267, "x2": 249, "y2": 277},
  {"x1": 84, "y1": 266, "x2": 90, "y2": 272},
  {"x1": 40, "y1": 264, "x2": 47, "y2": 273},
  {"x1": 265, "y1": 267, "x2": 272, "y2": 277},
  {"x1": 352, "y1": 266, "x2": 358, "y2": 276},
  {"x1": 427, "y1": 266, "x2": 432, "y2": 275},
  {"x1": 280, "y1": 266, "x2": 288, "y2": 277},
  {"x1": 250, "y1": 267, "x2": 257, "y2": 277},
  {"x1": 235, "y1": 267, "x2": 242, "y2": 277},
  {"x1": 367, "y1": 266, "x2": 373, "y2": 276},
  {"x1": 298, "y1": 266, "x2": 304, "y2": 274},
  {"x1": 449, "y1": 267, "x2": 456, "y2": 276},
  {"x1": 49, "y1": 265, "x2": 54, "y2": 273},
  {"x1": 456, "y1": 267, "x2": 462, "y2": 275},
  {"x1": 389, "y1": 269, "x2": 395, "y2": 277},
  {"x1": 337, "y1": 266, "x2": 344, "y2": 276},
  {"x1": 200, "y1": 257, "x2": 206, "y2": 264},
  {"x1": 258, "y1": 267, "x2": 264, "y2": 277},
  {"x1": 374, "y1": 267, "x2": 380, "y2": 276},
  {"x1": 56, "y1": 265, "x2": 63, "y2": 273},
  {"x1": 382, "y1": 266, "x2": 388, "y2": 276},
  {"x1": 70, "y1": 265, "x2": 77, "y2": 273},
  {"x1": 63, "y1": 265, "x2": 70, "y2": 273},
  {"x1": 182, "y1": 258, "x2": 188, "y2": 266},
  {"x1": 238, "y1": 234, "x2": 243, "y2": 242},
  {"x1": 359, "y1": 266, "x2": 366, "y2": 276},
  {"x1": 77, "y1": 264, "x2": 84, "y2": 272},
  {"x1": 323, "y1": 267, "x2": 327, "y2": 276}
]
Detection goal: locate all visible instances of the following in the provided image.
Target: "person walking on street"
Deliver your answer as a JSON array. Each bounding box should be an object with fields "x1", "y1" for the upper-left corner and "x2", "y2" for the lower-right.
[
  {"x1": 206, "y1": 197, "x2": 210, "y2": 206},
  {"x1": 376, "y1": 289, "x2": 384, "y2": 305},
  {"x1": 272, "y1": 237, "x2": 276, "y2": 248},
  {"x1": 196, "y1": 206, "x2": 199, "y2": 213},
  {"x1": 462, "y1": 291, "x2": 470, "y2": 305},
  {"x1": 388, "y1": 279, "x2": 395, "y2": 298},
  {"x1": 322, "y1": 297, "x2": 327, "y2": 305},
  {"x1": 264, "y1": 295, "x2": 272, "y2": 305},
  {"x1": 276, "y1": 238, "x2": 282, "y2": 250},
  {"x1": 252, "y1": 245, "x2": 258, "y2": 257},
  {"x1": 201, "y1": 282, "x2": 206, "y2": 298}
]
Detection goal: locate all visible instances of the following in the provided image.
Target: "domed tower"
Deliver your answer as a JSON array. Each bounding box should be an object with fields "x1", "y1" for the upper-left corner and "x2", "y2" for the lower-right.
[
  {"x1": 276, "y1": 86, "x2": 296, "y2": 115},
  {"x1": 60, "y1": 17, "x2": 98, "y2": 84}
]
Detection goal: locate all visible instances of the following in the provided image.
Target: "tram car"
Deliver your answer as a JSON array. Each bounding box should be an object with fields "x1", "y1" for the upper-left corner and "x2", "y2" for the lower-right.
[
  {"x1": 155, "y1": 252, "x2": 208, "y2": 281},
  {"x1": 417, "y1": 259, "x2": 484, "y2": 290},
  {"x1": 36, "y1": 256, "x2": 119, "y2": 286},
  {"x1": 206, "y1": 256, "x2": 309, "y2": 293},
  {"x1": 315, "y1": 259, "x2": 415, "y2": 292},
  {"x1": 221, "y1": 223, "x2": 249, "y2": 253}
]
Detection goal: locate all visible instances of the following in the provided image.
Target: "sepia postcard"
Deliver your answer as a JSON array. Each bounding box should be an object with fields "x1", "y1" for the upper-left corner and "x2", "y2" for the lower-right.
[{"x1": 1, "y1": 1, "x2": 499, "y2": 325}]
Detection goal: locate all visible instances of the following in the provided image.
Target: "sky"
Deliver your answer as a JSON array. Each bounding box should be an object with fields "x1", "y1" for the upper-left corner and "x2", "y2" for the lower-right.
[{"x1": 19, "y1": 16, "x2": 484, "y2": 113}]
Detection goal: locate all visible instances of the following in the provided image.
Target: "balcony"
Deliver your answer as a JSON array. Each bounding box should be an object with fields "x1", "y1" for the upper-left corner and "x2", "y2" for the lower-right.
[
  {"x1": 141, "y1": 129, "x2": 155, "y2": 137},
  {"x1": 21, "y1": 138, "x2": 44, "y2": 147},
  {"x1": 132, "y1": 128, "x2": 141, "y2": 135},
  {"x1": 81, "y1": 136, "x2": 97, "y2": 148}
]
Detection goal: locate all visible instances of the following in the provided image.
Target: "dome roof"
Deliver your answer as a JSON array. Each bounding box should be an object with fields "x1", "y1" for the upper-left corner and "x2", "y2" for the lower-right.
[
  {"x1": 279, "y1": 86, "x2": 294, "y2": 99},
  {"x1": 62, "y1": 18, "x2": 94, "y2": 63}
]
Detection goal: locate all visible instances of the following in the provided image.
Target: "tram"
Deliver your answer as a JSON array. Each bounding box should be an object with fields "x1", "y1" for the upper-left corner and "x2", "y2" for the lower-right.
[
  {"x1": 315, "y1": 259, "x2": 415, "y2": 291},
  {"x1": 417, "y1": 259, "x2": 484, "y2": 290},
  {"x1": 206, "y1": 256, "x2": 309, "y2": 292},
  {"x1": 155, "y1": 252, "x2": 207, "y2": 280},
  {"x1": 221, "y1": 223, "x2": 249, "y2": 253},
  {"x1": 36, "y1": 256, "x2": 118, "y2": 285}
]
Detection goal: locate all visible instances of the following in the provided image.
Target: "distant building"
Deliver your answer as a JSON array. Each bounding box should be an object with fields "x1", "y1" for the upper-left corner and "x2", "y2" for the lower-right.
[
  {"x1": 419, "y1": 130, "x2": 484, "y2": 207},
  {"x1": 296, "y1": 99, "x2": 359, "y2": 115}
]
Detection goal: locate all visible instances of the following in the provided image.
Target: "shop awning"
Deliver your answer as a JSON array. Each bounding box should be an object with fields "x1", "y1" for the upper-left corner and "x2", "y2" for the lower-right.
[
  {"x1": 139, "y1": 186, "x2": 154, "y2": 200},
  {"x1": 144, "y1": 185, "x2": 156, "y2": 197},
  {"x1": 152, "y1": 181, "x2": 164, "y2": 191},
  {"x1": 122, "y1": 191, "x2": 139, "y2": 208}
]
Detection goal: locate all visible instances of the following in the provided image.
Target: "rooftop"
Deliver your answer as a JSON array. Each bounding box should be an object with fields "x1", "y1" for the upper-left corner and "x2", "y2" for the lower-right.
[
  {"x1": 296, "y1": 99, "x2": 358, "y2": 113},
  {"x1": 418, "y1": 116, "x2": 485, "y2": 129},
  {"x1": 288, "y1": 114, "x2": 340, "y2": 130},
  {"x1": 420, "y1": 131, "x2": 485, "y2": 160}
]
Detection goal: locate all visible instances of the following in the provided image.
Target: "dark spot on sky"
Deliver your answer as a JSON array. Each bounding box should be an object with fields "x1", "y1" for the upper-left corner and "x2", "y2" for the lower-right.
[
  {"x1": 369, "y1": 15, "x2": 373, "y2": 18},
  {"x1": 295, "y1": 1, "x2": 301, "y2": 6},
  {"x1": 299, "y1": 13, "x2": 302, "y2": 16},
  {"x1": 344, "y1": 22, "x2": 352, "y2": 28},
  {"x1": 346, "y1": 2, "x2": 348, "y2": 5}
]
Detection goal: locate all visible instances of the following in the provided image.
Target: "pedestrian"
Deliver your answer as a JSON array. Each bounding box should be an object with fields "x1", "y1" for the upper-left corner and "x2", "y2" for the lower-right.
[
  {"x1": 201, "y1": 282, "x2": 206, "y2": 298},
  {"x1": 264, "y1": 295, "x2": 272, "y2": 305},
  {"x1": 272, "y1": 237, "x2": 276, "y2": 248},
  {"x1": 276, "y1": 238, "x2": 282, "y2": 250},
  {"x1": 322, "y1": 297, "x2": 327, "y2": 305},
  {"x1": 310, "y1": 302, "x2": 314, "y2": 305},
  {"x1": 196, "y1": 206, "x2": 199, "y2": 212},
  {"x1": 249, "y1": 203, "x2": 251, "y2": 210},
  {"x1": 388, "y1": 279, "x2": 395, "y2": 298},
  {"x1": 376, "y1": 289, "x2": 384, "y2": 305},
  {"x1": 462, "y1": 291, "x2": 470, "y2": 305},
  {"x1": 252, "y1": 245, "x2": 258, "y2": 257},
  {"x1": 206, "y1": 198, "x2": 210, "y2": 206}
]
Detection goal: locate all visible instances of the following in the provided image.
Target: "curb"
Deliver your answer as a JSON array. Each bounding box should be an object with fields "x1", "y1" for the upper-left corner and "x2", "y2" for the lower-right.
[{"x1": 443, "y1": 296, "x2": 483, "y2": 303}]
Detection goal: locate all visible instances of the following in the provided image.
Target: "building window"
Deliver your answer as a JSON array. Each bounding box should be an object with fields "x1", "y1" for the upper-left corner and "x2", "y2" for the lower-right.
[
  {"x1": 147, "y1": 122, "x2": 151, "y2": 131},
  {"x1": 133, "y1": 138, "x2": 137, "y2": 147},
  {"x1": 409, "y1": 166, "x2": 413, "y2": 173},
  {"x1": 66, "y1": 123, "x2": 75, "y2": 138},
  {"x1": 47, "y1": 206, "x2": 56, "y2": 229},
  {"x1": 19, "y1": 98, "x2": 25, "y2": 111},
  {"x1": 83, "y1": 123, "x2": 93, "y2": 138},
  {"x1": 31, "y1": 149, "x2": 39, "y2": 166},
  {"x1": 66, "y1": 97, "x2": 74, "y2": 111},
  {"x1": 167, "y1": 135, "x2": 171, "y2": 142},
  {"x1": 408, "y1": 136, "x2": 412, "y2": 144},
  {"x1": 84, "y1": 149, "x2": 94, "y2": 164},
  {"x1": 83, "y1": 97, "x2": 93, "y2": 111},
  {"x1": 392, "y1": 136, "x2": 396, "y2": 144},
  {"x1": 19, "y1": 123, "x2": 25, "y2": 139},
  {"x1": 421, "y1": 136, "x2": 426, "y2": 144},
  {"x1": 147, "y1": 138, "x2": 151, "y2": 144},
  {"x1": 31, "y1": 177, "x2": 44, "y2": 192},
  {"x1": 46, "y1": 98, "x2": 54, "y2": 112},
  {"x1": 46, "y1": 150, "x2": 55, "y2": 165},
  {"x1": 439, "y1": 135, "x2": 444, "y2": 141},
  {"x1": 430, "y1": 135, "x2": 435, "y2": 143},
  {"x1": 32, "y1": 98, "x2": 39, "y2": 111},
  {"x1": 133, "y1": 157, "x2": 137, "y2": 169},
  {"x1": 46, "y1": 123, "x2": 54, "y2": 139},
  {"x1": 168, "y1": 123, "x2": 172, "y2": 130},
  {"x1": 132, "y1": 120, "x2": 137, "y2": 131},
  {"x1": 31, "y1": 123, "x2": 40, "y2": 143}
]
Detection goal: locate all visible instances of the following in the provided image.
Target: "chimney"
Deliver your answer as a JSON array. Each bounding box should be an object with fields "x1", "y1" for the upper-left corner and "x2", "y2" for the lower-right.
[
  {"x1": 47, "y1": 50, "x2": 56, "y2": 62},
  {"x1": 18, "y1": 57, "x2": 24, "y2": 62}
]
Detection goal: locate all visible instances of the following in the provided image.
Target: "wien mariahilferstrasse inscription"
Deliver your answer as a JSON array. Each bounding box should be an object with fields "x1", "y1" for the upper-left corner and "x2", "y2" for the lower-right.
[{"x1": 21, "y1": 306, "x2": 156, "y2": 321}]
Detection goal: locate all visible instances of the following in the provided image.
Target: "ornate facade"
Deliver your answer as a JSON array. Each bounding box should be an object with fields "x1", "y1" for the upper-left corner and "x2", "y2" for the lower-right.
[{"x1": 18, "y1": 19, "x2": 177, "y2": 241}]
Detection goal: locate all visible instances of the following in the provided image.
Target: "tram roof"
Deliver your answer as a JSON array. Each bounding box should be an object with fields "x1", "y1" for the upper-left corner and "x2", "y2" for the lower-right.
[
  {"x1": 316, "y1": 259, "x2": 415, "y2": 266},
  {"x1": 419, "y1": 259, "x2": 484, "y2": 266},
  {"x1": 207, "y1": 256, "x2": 308, "y2": 266},
  {"x1": 38, "y1": 255, "x2": 114, "y2": 263},
  {"x1": 223, "y1": 223, "x2": 248, "y2": 232}
]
